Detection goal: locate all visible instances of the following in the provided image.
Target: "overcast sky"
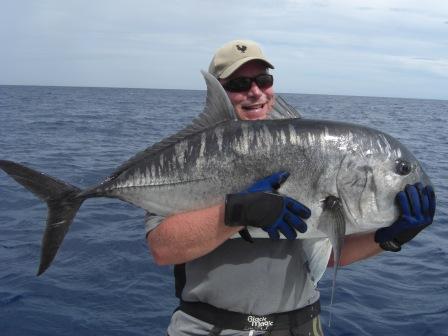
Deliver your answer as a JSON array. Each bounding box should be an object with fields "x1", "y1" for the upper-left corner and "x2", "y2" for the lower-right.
[{"x1": 1, "y1": 0, "x2": 447, "y2": 100}]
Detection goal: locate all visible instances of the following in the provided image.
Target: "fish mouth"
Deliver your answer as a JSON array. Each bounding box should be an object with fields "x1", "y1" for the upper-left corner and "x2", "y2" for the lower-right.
[{"x1": 420, "y1": 169, "x2": 432, "y2": 188}]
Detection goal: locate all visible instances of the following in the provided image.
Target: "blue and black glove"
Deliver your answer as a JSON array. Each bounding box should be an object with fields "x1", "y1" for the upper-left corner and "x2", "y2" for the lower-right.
[
  {"x1": 224, "y1": 172, "x2": 311, "y2": 240},
  {"x1": 375, "y1": 183, "x2": 436, "y2": 252}
]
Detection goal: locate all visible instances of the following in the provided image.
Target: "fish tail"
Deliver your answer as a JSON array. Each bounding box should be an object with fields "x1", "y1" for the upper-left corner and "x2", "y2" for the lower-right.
[{"x1": 0, "y1": 160, "x2": 85, "y2": 275}]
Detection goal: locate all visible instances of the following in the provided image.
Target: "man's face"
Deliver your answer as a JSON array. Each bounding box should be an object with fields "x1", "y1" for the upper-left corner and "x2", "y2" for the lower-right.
[{"x1": 220, "y1": 61, "x2": 275, "y2": 120}]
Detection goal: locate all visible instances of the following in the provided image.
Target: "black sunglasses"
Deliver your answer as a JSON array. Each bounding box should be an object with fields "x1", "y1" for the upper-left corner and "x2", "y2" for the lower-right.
[{"x1": 223, "y1": 74, "x2": 274, "y2": 93}]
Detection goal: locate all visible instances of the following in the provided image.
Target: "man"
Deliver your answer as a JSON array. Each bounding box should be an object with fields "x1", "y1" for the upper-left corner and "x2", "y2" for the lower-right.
[{"x1": 146, "y1": 40, "x2": 435, "y2": 336}]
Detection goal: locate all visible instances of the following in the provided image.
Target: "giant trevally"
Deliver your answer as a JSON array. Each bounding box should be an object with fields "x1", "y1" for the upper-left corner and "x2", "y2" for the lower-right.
[{"x1": 0, "y1": 71, "x2": 433, "y2": 280}]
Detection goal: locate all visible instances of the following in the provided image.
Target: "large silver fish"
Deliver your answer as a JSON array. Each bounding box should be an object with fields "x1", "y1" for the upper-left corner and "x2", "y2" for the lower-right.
[{"x1": 0, "y1": 72, "x2": 432, "y2": 278}]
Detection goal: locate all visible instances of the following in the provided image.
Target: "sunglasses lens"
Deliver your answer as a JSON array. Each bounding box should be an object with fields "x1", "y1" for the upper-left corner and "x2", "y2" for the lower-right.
[
  {"x1": 255, "y1": 74, "x2": 274, "y2": 89},
  {"x1": 224, "y1": 78, "x2": 252, "y2": 92},
  {"x1": 224, "y1": 74, "x2": 273, "y2": 92}
]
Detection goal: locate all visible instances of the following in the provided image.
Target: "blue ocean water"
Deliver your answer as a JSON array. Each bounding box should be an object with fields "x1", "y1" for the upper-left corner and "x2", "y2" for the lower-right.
[{"x1": 0, "y1": 85, "x2": 447, "y2": 336}]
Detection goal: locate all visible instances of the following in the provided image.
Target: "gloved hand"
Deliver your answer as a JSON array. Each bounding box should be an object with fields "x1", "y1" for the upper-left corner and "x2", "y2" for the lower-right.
[
  {"x1": 224, "y1": 172, "x2": 311, "y2": 240},
  {"x1": 375, "y1": 183, "x2": 436, "y2": 252}
]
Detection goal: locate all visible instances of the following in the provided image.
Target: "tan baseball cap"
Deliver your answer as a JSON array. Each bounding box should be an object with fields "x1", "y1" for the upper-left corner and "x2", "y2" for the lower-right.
[{"x1": 208, "y1": 40, "x2": 274, "y2": 79}]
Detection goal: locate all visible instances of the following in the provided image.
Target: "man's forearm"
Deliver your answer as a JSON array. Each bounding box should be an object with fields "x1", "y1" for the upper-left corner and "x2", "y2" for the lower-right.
[
  {"x1": 147, "y1": 204, "x2": 242, "y2": 265},
  {"x1": 328, "y1": 232, "x2": 383, "y2": 267}
]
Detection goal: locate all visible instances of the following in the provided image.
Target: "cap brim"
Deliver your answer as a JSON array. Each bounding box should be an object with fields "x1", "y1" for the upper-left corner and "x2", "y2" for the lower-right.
[{"x1": 219, "y1": 57, "x2": 274, "y2": 79}]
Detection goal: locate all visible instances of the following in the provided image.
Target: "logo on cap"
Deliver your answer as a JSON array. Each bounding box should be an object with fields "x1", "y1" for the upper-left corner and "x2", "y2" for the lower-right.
[{"x1": 236, "y1": 45, "x2": 247, "y2": 53}]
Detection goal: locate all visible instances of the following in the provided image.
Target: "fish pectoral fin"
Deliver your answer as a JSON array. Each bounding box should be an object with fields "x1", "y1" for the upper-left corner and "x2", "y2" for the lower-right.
[
  {"x1": 319, "y1": 196, "x2": 346, "y2": 270},
  {"x1": 317, "y1": 195, "x2": 346, "y2": 326}
]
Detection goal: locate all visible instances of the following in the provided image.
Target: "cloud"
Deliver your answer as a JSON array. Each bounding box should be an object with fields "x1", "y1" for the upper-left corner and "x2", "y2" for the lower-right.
[
  {"x1": 0, "y1": 0, "x2": 447, "y2": 99},
  {"x1": 394, "y1": 57, "x2": 448, "y2": 77}
]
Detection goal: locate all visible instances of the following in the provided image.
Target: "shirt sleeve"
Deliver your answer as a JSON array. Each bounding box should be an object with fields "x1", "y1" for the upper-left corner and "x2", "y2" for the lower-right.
[{"x1": 144, "y1": 212, "x2": 165, "y2": 236}]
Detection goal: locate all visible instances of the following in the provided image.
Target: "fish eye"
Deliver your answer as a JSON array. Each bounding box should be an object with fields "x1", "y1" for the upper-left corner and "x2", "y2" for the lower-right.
[{"x1": 395, "y1": 160, "x2": 412, "y2": 176}]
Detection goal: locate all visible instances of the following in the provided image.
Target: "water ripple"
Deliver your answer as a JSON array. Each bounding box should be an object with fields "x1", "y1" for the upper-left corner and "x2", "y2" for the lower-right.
[{"x1": 1, "y1": 86, "x2": 447, "y2": 335}]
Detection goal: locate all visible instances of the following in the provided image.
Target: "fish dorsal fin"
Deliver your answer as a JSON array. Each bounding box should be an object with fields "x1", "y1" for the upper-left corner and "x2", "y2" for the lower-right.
[
  {"x1": 173, "y1": 71, "x2": 237, "y2": 136},
  {"x1": 106, "y1": 71, "x2": 236, "y2": 181},
  {"x1": 269, "y1": 95, "x2": 302, "y2": 119},
  {"x1": 196, "y1": 70, "x2": 238, "y2": 125}
]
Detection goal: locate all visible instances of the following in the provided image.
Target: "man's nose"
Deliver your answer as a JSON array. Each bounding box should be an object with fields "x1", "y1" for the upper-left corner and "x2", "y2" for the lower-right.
[{"x1": 247, "y1": 81, "x2": 263, "y2": 97}]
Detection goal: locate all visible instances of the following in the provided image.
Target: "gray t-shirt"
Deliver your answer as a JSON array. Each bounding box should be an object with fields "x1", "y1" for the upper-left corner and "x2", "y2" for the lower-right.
[{"x1": 145, "y1": 99, "x2": 324, "y2": 333}]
